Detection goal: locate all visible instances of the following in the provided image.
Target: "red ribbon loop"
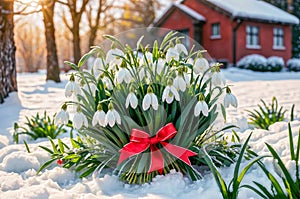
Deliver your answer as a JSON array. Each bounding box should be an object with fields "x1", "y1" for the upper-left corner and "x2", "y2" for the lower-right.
[{"x1": 118, "y1": 123, "x2": 197, "y2": 174}]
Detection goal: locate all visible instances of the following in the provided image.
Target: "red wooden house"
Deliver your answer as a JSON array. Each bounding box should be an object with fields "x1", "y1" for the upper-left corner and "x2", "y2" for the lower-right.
[{"x1": 153, "y1": 0, "x2": 299, "y2": 65}]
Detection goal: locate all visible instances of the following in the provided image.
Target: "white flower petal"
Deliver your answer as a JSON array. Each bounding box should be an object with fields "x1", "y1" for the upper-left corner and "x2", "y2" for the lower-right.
[
  {"x1": 142, "y1": 94, "x2": 151, "y2": 111},
  {"x1": 156, "y1": 58, "x2": 166, "y2": 75},
  {"x1": 166, "y1": 93, "x2": 174, "y2": 104},
  {"x1": 194, "y1": 101, "x2": 202, "y2": 117},
  {"x1": 170, "y1": 86, "x2": 180, "y2": 101},
  {"x1": 92, "y1": 111, "x2": 99, "y2": 126},
  {"x1": 130, "y1": 93, "x2": 138, "y2": 109},
  {"x1": 162, "y1": 86, "x2": 169, "y2": 102},
  {"x1": 98, "y1": 110, "x2": 107, "y2": 127},
  {"x1": 224, "y1": 94, "x2": 231, "y2": 108},
  {"x1": 106, "y1": 110, "x2": 115, "y2": 127},
  {"x1": 151, "y1": 93, "x2": 158, "y2": 110},
  {"x1": 230, "y1": 94, "x2": 238, "y2": 108},
  {"x1": 201, "y1": 101, "x2": 209, "y2": 116},
  {"x1": 178, "y1": 77, "x2": 186, "y2": 92},
  {"x1": 175, "y1": 43, "x2": 188, "y2": 55},
  {"x1": 73, "y1": 113, "x2": 83, "y2": 129},
  {"x1": 83, "y1": 114, "x2": 88, "y2": 127},
  {"x1": 194, "y1": 58, "x2": 209, "y2": 74},
  {"x1": 125, "y1": 93, "x2": 131, "y2": 108},
  {"x1": 113, "y1": 110, "x2": 121, "y2": 125},
  {"x1": 65, "y1": 82, "x2": 73, "y2": 97},
  {"x1": 166, "y1": 47, "x2": 179, "y2": 62}
]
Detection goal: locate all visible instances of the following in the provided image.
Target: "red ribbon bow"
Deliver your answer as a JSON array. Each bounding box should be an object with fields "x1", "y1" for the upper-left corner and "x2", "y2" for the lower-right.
[{"x1": 118, "y1": 123, "x2": 197, "y2": 174}]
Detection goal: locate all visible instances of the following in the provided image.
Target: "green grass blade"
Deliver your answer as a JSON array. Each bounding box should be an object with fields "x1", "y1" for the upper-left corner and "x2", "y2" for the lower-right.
[
  {"x1": 288, "y1": 123, "x2": 295, "y2": 160},
  {"x1": 23, "y1": 140, "x2": 31, "y2": 153},
  {"x1": 37, "y1": 158, "x2": 57, "y2": 174},
  {"x1": 201, "y1": 148, "x2": 229, "y2": 198}
]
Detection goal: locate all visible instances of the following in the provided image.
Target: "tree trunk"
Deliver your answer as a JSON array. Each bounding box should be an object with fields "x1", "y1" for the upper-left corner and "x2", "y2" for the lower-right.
[
  {"x1": 42, "y1": 0, "x2": 60, "y2": 82},
  {"x1": 89, "y1": 27, "x2": 97, "y2": 48},
  {"x1": 0, "y1": 1, "x2": 17, "y2": 104},
  {"x1": 73, "y1": 18, "x2": 81, "y2": 64}
]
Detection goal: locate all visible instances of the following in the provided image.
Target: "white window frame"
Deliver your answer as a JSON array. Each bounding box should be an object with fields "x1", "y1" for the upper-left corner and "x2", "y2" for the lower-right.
[
  {"x1": 273, "y1": 27, "x2": 285, "y2": 50},
  {"x1": 211, "y1": 23, "x2": 221, "y2": 39},
  {"x1": 246, "y1": 25, "x2": 261, "y2": 49}
]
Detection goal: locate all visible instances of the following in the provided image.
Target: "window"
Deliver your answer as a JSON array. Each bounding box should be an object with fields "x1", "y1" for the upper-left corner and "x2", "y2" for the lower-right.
[
  {"x1": 177, "y1": 29, "x2": 190, "y2": 48},
  {"x1": 211, "y1": 23, "x2": 221, "y2": 38},
  {"x1": 246, "y1": 26, "x2": 260, "y2": 48},
  {"x1": 273, "y1": 27, "x2": 284, "y2": 49}
]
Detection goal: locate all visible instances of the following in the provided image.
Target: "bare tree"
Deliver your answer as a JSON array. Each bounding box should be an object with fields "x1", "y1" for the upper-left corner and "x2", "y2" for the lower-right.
[
  {"x1": 85, "y1": 0, "x2": 116, "y2": 47},
  {"x1": 14, "y1": 0, "x2": 60, "y2": 81},
  {"x1": 0, "y1": 0, "x2": 17, "y2": 103},
  {"x1": 41, "y1": 0, "x2": 60, "y2": 82},
  {"x1": 16, "y1": 24, "x2": 45, "y2": 72},
  {"x1": 58, "y1": 0, "x2": 90, "y2": 64}
]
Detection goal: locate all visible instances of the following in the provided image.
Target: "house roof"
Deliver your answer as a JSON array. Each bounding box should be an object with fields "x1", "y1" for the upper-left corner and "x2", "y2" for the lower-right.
[
  {"x1": 175, "y1": 4, "x2": 206, "y2": 21},
  {"x1": 153, "y1": 3, "x2": 206, "y2": 27},
  {"x1": 207, "y1": 0, "x2": 299, "y2": 24}
]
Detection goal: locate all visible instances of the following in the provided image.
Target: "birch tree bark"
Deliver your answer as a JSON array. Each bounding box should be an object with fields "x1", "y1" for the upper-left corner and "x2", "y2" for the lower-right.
[{"x1": 0, "y1": 1, "x2": 17, "y2": 103}]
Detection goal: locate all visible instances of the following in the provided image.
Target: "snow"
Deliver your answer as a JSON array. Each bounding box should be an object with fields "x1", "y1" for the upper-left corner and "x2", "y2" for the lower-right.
[
  {"x1": 174, "y1": 4, "x2": 206, "y2": 21},
  {"x1": 267, "y1": 56, "x2": 284, "y2": 67},
  {"x1": 153, "y1": 1, "x2": 205, "y2": 26},
  {"x1": 0, "y1": 69, "x2": 300, "y2": 198},
  {"x1": 237, "y1": 54, "x2": 267, "y2": 69},
  {"x1": 208, "y1": 0, "x2": 299, "y2": 24},
  {"x1": 287, "y1": 58, "x2": 300, "y2": 71}
]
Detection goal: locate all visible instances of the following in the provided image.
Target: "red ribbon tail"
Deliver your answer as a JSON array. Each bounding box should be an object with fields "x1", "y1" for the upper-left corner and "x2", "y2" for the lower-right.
[
  {"x1": 148, "y1": 145, "x2": 164, "y2": 174},
  {"x1": 162, "y1": 142, "x2": 197, "y2": 166}
]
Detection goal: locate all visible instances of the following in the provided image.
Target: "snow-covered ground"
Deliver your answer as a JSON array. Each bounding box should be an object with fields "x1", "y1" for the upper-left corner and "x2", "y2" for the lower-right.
[{"x1": 0, "y1": 68, "x2": 300, "y2": 199}]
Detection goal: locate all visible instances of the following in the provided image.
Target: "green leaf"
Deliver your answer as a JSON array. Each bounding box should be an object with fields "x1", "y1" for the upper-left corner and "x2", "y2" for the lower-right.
[
  {"x1": 58, "y1": 139, "x2": 65, "y2": 154},
  {"x1": 23, "y1": 140, "x2": 31, "y2": 153},
  {"x1": 201, "y1": 148, "x2": 229, "y2": 198},
  {"x1": 78, "y1": 50, "x2": 95, "y2": 67},
  {"x1": 39, "y1": 146, "x2": 54, "y2": 154},
  {"x1": 64, "y1": 61, "x2": 79, "y2": 70},
  {"x1": 37, "y1": 158, "x2": 57, "y2": 174},
  {"x1": 288, "y1": 123, "x2": 295, "y2": 160}
]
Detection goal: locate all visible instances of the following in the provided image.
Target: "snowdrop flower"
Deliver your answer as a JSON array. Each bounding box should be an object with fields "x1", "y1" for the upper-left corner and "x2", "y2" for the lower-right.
[
  {"x1": 173, "y1": 69, "x2": 188, "y2": 92},
  {"x1": 126, "y1": 87, "x2": 138, "y2": 109},
  {"x1": 211, "y1": 64, "x2": 225, "y2": 86},
  {"x1": 175, "y1": 43, "x2": 188, "y2": 55},
  {"x1": 141, "y1": 51, "x2": 153, "y2": 66},
  {"x1": 92, "y1": 104, "x2": 107, "y2": 127},
  {"x1": 116, "y1": 66, "x2": 132, "y2": 84},
  {"x1": 54, "y1": 104, "x2": 69, "y2": 125},
  {"x1": 82, "y1": 82, "x2": 98, "y2": 97},
  {"x1": 194, "y1": 57, "x2": 209, "y2": 74},
  {"x1": 155, "y1": 58, "x2": 166, "y2": 75},
  {"x1": 142, "y1": 86, "x2": 158, "y2": 111},
  {"x1": 73, "y1": 107, "x2": 88, "y2": 129},
  {"x1": 224, "y1": 87, "x2": 238, "y2": 108},
  {"x1": 166, "y1": 47, "x2": 179, "y2": 62},
  {"x1": 138, "y1": 67, "x2": 150, "y2": 80},
  {"x1": 65, "y1": 74, "x2": 81, "y2": 97},
  {"x1": 194, "y1": 94, "x2": 209, "y2": 117},
  {"x1": 106, "y1": 47, "x2": 124, "y2": 69},
  {"x1": 162, "y1": 80, "x2": 180, "y2": 104},
  {"x1": 105, "y1": 103, "x2": 121, "y2": 127},
  {"x1": 93, "y1": 57, "x2": 105, "y2": 78},
  {"x1": 102, "y1": 76, "x2": 113, "y2": 90}
]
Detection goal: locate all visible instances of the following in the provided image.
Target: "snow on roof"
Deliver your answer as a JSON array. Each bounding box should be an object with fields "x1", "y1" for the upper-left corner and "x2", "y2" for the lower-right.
[
  {"x1": 153, "y1": 2, "x2": 205, "y2": 26},
  {"x1": 174, "y1": 3, "x2": 206, "y2": 21},
  {"x1": 208, "y1": 0, "x2": 299, "y2": 24}
]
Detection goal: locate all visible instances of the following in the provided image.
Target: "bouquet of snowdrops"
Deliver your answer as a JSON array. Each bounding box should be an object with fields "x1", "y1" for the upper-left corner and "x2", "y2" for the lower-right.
[{"x1": 55, "y1": 31, "x2": 238, "y2": 184}]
